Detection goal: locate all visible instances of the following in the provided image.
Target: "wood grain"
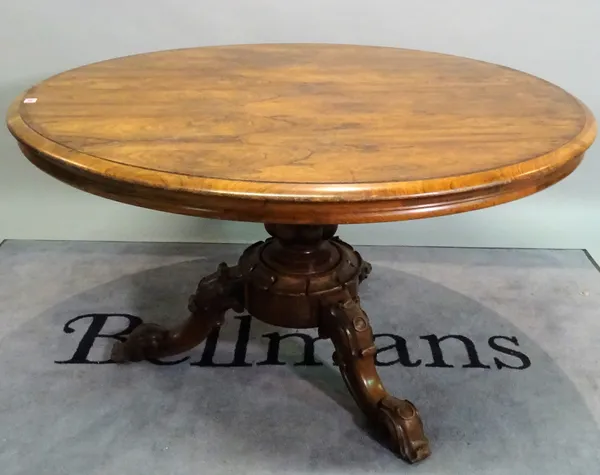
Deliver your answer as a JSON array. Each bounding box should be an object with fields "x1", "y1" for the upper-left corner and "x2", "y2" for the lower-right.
[{"x1": 6, "y1": 44, "x2": 597, "y2": 224}]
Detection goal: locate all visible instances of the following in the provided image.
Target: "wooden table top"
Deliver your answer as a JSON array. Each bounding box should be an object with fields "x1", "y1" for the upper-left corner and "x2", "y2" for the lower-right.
[{"x1": 6, "y1": 44, "x2": 596, "y2": 224}]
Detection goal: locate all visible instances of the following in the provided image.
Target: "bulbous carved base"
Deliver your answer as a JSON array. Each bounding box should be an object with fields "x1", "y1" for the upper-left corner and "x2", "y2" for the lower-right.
[{"x1": 111, "y1": 224, "x2": 430, "y2": 464}]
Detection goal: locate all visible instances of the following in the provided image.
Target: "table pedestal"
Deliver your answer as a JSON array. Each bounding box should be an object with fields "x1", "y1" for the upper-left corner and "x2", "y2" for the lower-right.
[{"x1": 111, "y1": 224, "x2": 431, "y2": 463}]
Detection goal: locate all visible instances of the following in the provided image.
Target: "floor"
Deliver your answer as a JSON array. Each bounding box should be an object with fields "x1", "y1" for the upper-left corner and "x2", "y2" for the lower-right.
[{"x1": 0, "y1": 240, "x2": 599, "y2": 475}]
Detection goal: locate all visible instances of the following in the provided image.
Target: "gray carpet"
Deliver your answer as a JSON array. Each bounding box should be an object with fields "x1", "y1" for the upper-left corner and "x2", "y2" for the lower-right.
[{"x1": 0, "y1": 240, "x2": 599, "y2": 475}]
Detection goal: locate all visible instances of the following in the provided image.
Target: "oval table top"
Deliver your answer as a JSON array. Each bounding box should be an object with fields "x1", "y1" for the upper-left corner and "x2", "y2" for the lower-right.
[{"x1": 6, "y1": 44, "x2": 597, "y2": 224}]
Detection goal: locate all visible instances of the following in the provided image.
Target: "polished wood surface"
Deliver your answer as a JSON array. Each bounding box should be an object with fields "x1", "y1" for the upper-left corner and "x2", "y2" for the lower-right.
[{"x1": 6, "y1": 44, "x2": 596, "y2": 224}]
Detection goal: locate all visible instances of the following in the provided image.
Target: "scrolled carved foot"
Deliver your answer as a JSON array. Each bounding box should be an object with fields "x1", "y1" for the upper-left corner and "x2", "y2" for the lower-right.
[
  {"x1": 111, "y1": 323, "x2": 170, "y2": 362},
  {"x1": 358, "y1": 259, "x2": 372, "y2": 283},
  {"x1": 378, "y1": 396, "x2": 431, "y2": 463},
  {"x1": 321, "y1": 291, "x2": 431, "y2": 464}
]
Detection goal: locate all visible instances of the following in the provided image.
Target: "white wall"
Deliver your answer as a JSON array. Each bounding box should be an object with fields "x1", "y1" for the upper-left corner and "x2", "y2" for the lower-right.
[{"x1": 2, "y1": 1, "x2": 599, "y2": 254}]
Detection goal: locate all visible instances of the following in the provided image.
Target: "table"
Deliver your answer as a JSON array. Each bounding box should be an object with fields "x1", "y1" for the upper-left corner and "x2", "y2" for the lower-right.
[{"x1": 6, "y1": 44, "x2": 596, "y2": 464}]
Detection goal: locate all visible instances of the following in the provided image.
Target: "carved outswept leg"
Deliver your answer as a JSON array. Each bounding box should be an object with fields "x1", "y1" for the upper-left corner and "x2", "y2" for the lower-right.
[
  {"x1": 319, "y1": 292, "x2": 430, "y2": 464},
  {"x1": 111, "y1": 263, "x2": 244, "y2": 362}
]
